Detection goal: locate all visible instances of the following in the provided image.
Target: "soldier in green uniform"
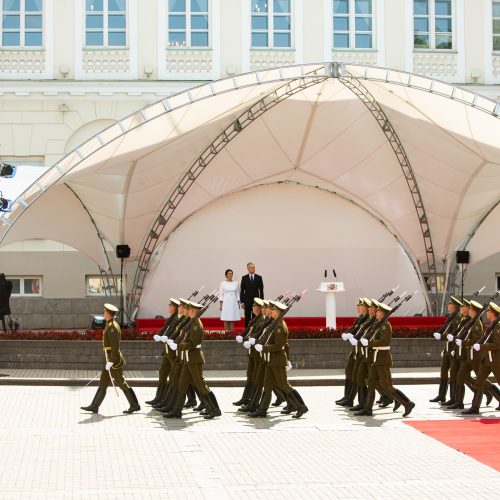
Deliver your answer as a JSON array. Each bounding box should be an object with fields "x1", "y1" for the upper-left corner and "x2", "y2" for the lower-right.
[
  {"x1": 249, "y1": 301, "x2": 308, "y2": 418},
  {"x1": 146, "y1": 298, "x2": 181, "y2": 406},
  {"x1": 233, "y1": 297, "x2": 266, "y2": 406},
  {"x1": 355, "y1": 302, "x2": 415, "y2": 417},
  {"x1": 430, "y1": 296, "x2": 463, "y2": 403},
  {"x1": 81, "y1": 303, "x2": 140, "y2": 414},
  {"x1": 463, "y1": 302, "x2": 500, "y2": 414},
  {"x1": 164, "y1": 301, "x2": 221, "y2": 419}
]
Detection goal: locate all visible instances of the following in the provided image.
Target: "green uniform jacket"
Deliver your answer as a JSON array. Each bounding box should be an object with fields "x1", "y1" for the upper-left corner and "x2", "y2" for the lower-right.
[
  {"x1": 177, "y1": 318, "x2": 205, "y2": 365},
  {"x1": 480, "y1": 322, "x2": 500, "y2": 369},
  {"x1": 246, "y1": 314, "x2": 266, "y2": 361},
  {"x1": 163, "y1": 314, "x2": 182, "y2": 358},
  {"x1": 441, "y1": 313, "x2": 463, "y2": 354},
  {"x1": 368, "y1": 320, "x2": 392, "y2": 367},
  {"x1": 262, "y1": 320, "x2": 288, "y2": 367},
  {"x1": 167, "y1": 316, "x2": 190, "y2": 360},
  {"x1": 458, "y1": 321, "x2": 483, "y2": 361},
  {"x1": 102, "y1": 319, "x2": 125, "y2": 369}
]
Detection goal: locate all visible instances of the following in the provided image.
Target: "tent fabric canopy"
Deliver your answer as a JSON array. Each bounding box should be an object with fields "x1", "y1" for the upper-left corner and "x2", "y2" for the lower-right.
[{"x1": 1, "y1": 63, "x2": 500, "y2": 307}]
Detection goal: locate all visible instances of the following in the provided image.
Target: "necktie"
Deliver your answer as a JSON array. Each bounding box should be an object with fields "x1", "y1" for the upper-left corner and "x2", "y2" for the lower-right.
[{"x1": 250, "y1": 275, "x2": 253, "y2": 282}]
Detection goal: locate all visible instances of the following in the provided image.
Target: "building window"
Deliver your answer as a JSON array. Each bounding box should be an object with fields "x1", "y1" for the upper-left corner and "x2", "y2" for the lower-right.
[
  {"x1": 7, "y1": 276, "x2": 42, "y2": 296},
  {"x1": 423, "y1": 273, "x2": 445, "y2": 293},
  {"x1": 251, "y1": 0, "x2": 292, "y2": 49},
  {"x1": 333, "y1": 0, "x2": 373, "y2": 50},
  {"x1": 0, "y1": 0, "x2": 43, "y2": 48},
  {"x1": 493, "y1": 1, "x2": 500, "y2": 51},
  {"x1": 414, "y1": 0, "x2": 452, "y2": 50},
  {"x1": 85, "y1": 0, "x2": 126, "y2": 47},
  {"x1": 86, "y1": 275, "x2": 122, "y2": 296},
  {"x1": 168, "y1": 0, "x2": 209, "y2": 48}
]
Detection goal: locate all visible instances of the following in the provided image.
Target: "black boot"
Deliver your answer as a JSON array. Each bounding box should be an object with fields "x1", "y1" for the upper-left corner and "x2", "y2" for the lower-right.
[
  {"x1": 204, "y1": 391, "x2": 222, "y2": 419},
  {"x1": 487, "y1": 383, "x2": 500, "y2": 404},
  {"x1": 240, "y1": 387, "x2": 262, "y2": 413},
  {"x1": 281, "y1": 391, "x2": 298, "y2": 414},
  {"x1": 184, "y1": 385, "x2": 197, "y2": 408},
  {"x1": 123, "y1": 387, "x2": 141, "y2": 414},
  {"x1": 340, "y1": 381, "x2": 357, "y2": 407},
  {"x1": 429, "y1": 380, "x2": 448, "y2": 403},
  {"x1": 156, "y1": 384, "x2": 176, "y2": 412},
  {"x1": 164, "y1": 392, "x2": 185, "y2": 418},
  {"x1": 290, "y1": 389, "x2": 308, "y2": 418},
  {"x1": 233, "y1": 380, "x2": 253, "y2": 406},
  {"x1": 441, "y1": 382, "x2": 456, "y2": 406},
  {"x1": 335, "y1": 379, "x2": 349, "y2": 405},
  {"x1": 378, "y1": 393, "x2": 394, "y2": 408},
  {"x1": 272, "y1": 388, "x2": 286, "y2": 407},
  {"x1": 393, "y1": 389, "x2": 415, "y2": 417},
  {"x1": 81, "y1": 387, "x2": 107, "y2": 413},
  {"x1": 462, "y1": 390, "x2": 483, "y2": 415},
  {"x1": 447, "y1": 384, "x2": 465, "y2": 410},
  {"x1": 153, "y1": 383, "x2": 172, "y2": 408},
  {"x1": 349, "y1": 386, "x2": 365, "y2": 411},
  {"x1": 354, "y1": 389, "x2": 375, "y2": 416},
  {"x1": 249, "y1": 391, "x2": 272, "y2": 417},
  {"x1": 146, "y1": 382, "x2": 166, "y2": 406}
]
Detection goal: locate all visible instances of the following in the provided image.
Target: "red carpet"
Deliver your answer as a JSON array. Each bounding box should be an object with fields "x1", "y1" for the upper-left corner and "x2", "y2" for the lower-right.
[{"x1": 405, "y1": 419, "x2": 500, "y2": 471}]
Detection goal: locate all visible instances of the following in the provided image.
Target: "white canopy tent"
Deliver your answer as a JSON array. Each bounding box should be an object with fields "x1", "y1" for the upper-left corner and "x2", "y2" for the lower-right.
[{"x1": 1, "y1": 63, "x2": 499, "y2": 317}]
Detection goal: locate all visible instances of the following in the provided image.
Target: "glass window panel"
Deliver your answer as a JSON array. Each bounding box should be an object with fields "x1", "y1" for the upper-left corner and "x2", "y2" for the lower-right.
[
  {"x1": 26, "y1": 0, "x2": 42, "y2": 11},
  {"x1": 435, "y1": 0, "x2": 451, "y2": 16},
  {"x1": 86, "y1": 0, "x2": 103, "y2": 12},
  {"x1": 169, "y1": 0, "x2": 185, "y2": 12},
  {"x1": 333, "y1": 16, "x2": 349, "y2": 31},
  {"x1": 413, "y1": 0, "x2": 428, "y2": 16},
  {"x1": 86, "y1": 31, "x2": 103, "y2": 45},
  {"x1": 191, "y1": 0, "x2": 208, "y2": 12},
  {"x1": 25, "y1": 14, "x2": 42, "y2": 29},
  {"x1": 191, "y1": 31, "x2": 208, "y2": 46},
  {"x1": 191, "y1": 14, "x2": 208, "y2": 29},
  {"x1": 25, "y1": 31, "x2": 42, "y2": 45},
  {"x1": 435, "y1": 34, "x2": 452, "y2": 49},
  {"x1": 355, "y1": 0, "x2": 371, "y2": 14},
  {"x1": 2, "y1": 31, "x2": 19, "y2": 45},
  {"x1": 494, "y1": 36, "x2": 500, "y2": 51},
  {"x1": 86, "y1": 14, "x2": 103, "y2": 29},
  {"x1": 3, "y1": 0, "x2": 20, "y2": 11},
  {"x1": 251, "y1": 15, "x2": 268, "y2": 30},
  {"x1": 10, "y1": 279, "x2": 20, "y2": 294},
  {"x1": 274, "y1": 0, "x2": 291, "y2": 14},
  {"x1": 494, "y1": 3, "x2": 500, "y2": 17},
  {"x1": 333, "y1": 0, "x2": 348, "y2": 14},
  {"x1": 355, "y1": 33, "x2": 372, "y2": 48},
  {"x1": 274, "y1": 15, "x2": 290, "y2": 30},
  {"x1": 108, "y1": 31, "x2": 126, "y2": 46},
  {"x1": 169, "y1": 14, "x2": 186, "y2": 29},
  {"x1": 3, "y1": 14, "x2": 19, "y2": 29},
  {"x1": 273, "y1": 31, "x2": 290, "y2": 47},
  {"x1": 24, "y1": 278, "x2": 40, "y2": 294},
  {"x1": 252, "y1": 31, "x2": 268, "y2": 47},
  {"x1": 494, "y1": 19, "x2": 500, "y2": 34},
  {"x1": 252, "y1": 0, "x2": 268, "y2": 13},
  {"x1": 355, "y1": 16, "x2": 372, "y2": 31},
  {"x1": 109, "y1": 14, "x2": 126, "y2": 29},
  {"x1": 109, "y1": 0, "x2": 125, "y2": 11},
  {"x1": 168, "y1": 31, "x2": 186, "y2": 45},
  {"x1": 435, "y1": 17, "x2": 451, "y2": 33},
  {"x1": 414, "y1": 33, "x2": 429, "y2": 48},
  {"x1": 333, "y1": 32, "x2": 349, "y2": 48},
  {"x1": 414, "y1": 17, "x2": 429, "y2": 33}
]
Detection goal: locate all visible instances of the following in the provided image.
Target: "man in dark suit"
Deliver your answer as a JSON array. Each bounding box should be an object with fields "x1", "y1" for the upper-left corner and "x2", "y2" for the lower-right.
[
  {"x1": 0, "y1": 273, "x2": 13, "y2": 334},
  {"x1": 240, "y1": 262, "x2": 264, "y2": 327}
]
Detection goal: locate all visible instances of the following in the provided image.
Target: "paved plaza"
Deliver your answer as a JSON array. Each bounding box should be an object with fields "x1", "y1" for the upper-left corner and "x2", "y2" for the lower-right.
[{"x1": 0, "y1": 384, "x2": 498, "y2": 499}]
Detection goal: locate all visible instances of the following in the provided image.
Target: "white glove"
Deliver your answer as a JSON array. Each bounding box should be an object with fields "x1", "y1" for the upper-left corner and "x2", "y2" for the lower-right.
[
  {"x1": 447, "y1": 334, "x2": 454, "y2": 342},
  {"x1": 451, "y1": 351, "x2": 455, "y2": 357},
  {"x1": 346, "y1": 333, "x2": 353, "y2": 340},
  {"x1": 105, "y1": 361, "x2": 113, "y2": 371},
  {"x1": 350, "y1": 338, "x2": 358, "y2": 346},
  {"x1": 235, "y1": 335, "x2": 243, "y2": 343},
  {"x1": 254, "y1": 344, "x2": 263, "y2": 352},
  {"x1": 170, "y1": 342, "x2": 177, "y2": 350},
  {"x1": 433, "y1": 332, "x2": 441, "y2": 340},
  {"x1": 341, "y1": 333, "x2": 348, "y2": 341},
  {"x1": 286, "y1": 361, "x2": 292, "y2": 371},
  {"x1": 455, "y1": 339, "x2": 462, "y2": 346},
  {"x1": 360, "y1": 338, "x2": 368, "y2": 347},
  {"x1": 153, "y1": 334, "x2": 161, "y2": 342},
  {"x1": 473, "y1": 343, "x2": 481, "y2": 352},
  {"x1": 249, "y1": 337, "x2": 256, "y2": 345},
  {"x1": 243, "y1": 341, "x2": 251, "y2": 349},
  {"x1": 160, "y1": 336, "x2": 169, "y2": 343}
]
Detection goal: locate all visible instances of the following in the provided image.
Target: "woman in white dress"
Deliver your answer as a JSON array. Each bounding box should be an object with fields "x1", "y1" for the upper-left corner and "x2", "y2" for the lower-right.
[{"x1": 219, "y1": 269, "x2": 241, "y2": 331}]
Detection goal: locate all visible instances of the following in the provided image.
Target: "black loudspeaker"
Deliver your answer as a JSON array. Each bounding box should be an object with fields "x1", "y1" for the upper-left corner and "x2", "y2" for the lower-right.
[
  {"x1": 456, "y1": 250, "x2": 470, "y2": 264},
  {"x1": 116, "y1": 244, "x2": 130, "y2": 259}
]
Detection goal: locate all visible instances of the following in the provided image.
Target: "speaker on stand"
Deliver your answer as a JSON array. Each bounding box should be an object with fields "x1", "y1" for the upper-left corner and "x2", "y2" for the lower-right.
[
  {"x1": 456, "y1": 250, "x2": 470, "y2": 301},
  {"x1": 116, "y1": 244, "x2": 131, "y2": 328}
]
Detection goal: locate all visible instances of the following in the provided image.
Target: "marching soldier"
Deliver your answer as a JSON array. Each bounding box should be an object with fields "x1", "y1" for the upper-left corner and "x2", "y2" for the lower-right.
[
  {"x1": 430, "y1": 296, "x2": 463, "y2": 403},
  {"x1": 81, "y1": 303, "x2": 140, "y2": 414},
  {"x1": 355, "y1": 302, "x2": 415, "y2": 417}
]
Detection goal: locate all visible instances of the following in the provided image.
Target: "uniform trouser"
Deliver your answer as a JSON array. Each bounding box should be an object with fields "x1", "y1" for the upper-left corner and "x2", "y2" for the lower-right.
[
  {"x1": 252, "y1": 358, "x2": 266, "y2": 388},
  {"x1": 244, "y1": 304, "x2": 254, "y2": 327},
  {"x1": 356, "y1": 358, "x2": 370, "y2": 387},
  {"x1": 168, "y1": 358, "x2": 183, "y2": 389},
  {"x1": 98, "y1": 366, "x2": 130, "y2": 391},
  {"x1": 263, "y1": 365, "x2": 294, "y2": 394},
  {"x1": 158, "y1": 355, "x2": 172, "y2": 384},
  {"x1": 345, "y1": 351, "x2": 356, "y2": 380},
  {"x1": 367, "y1": 364, "x2": 396, "y2": 396},
  {"x1": 456, "y1": 358, "x2": 481, "y2": 385},
  {"x1": 246, "y1": 355, "x2": 256, "y2": 381},
  {"x1": 449, "y1": 356, "x2": 460, "y2": 382},
  {"x1": 1, "y1": 315, "x2": 6, "y2": 333},
  {"x1": 475, "y1": 363, "x2": 500, "y2": 390},
  {"x1": 178, "y1": 363, "x2": 210, "y2": 396},
  {"x1": 439, "y1": 351, "x2": 452, "y2": 380},
  {"x1": 351, "y1": 353, "x2": 364, "y2": 385}
]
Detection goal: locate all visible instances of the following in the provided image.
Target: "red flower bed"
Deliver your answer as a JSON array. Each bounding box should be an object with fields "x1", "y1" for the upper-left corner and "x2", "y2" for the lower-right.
[{"x1": 0, "y1": 326, "x2": 437, "y2": 340}]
